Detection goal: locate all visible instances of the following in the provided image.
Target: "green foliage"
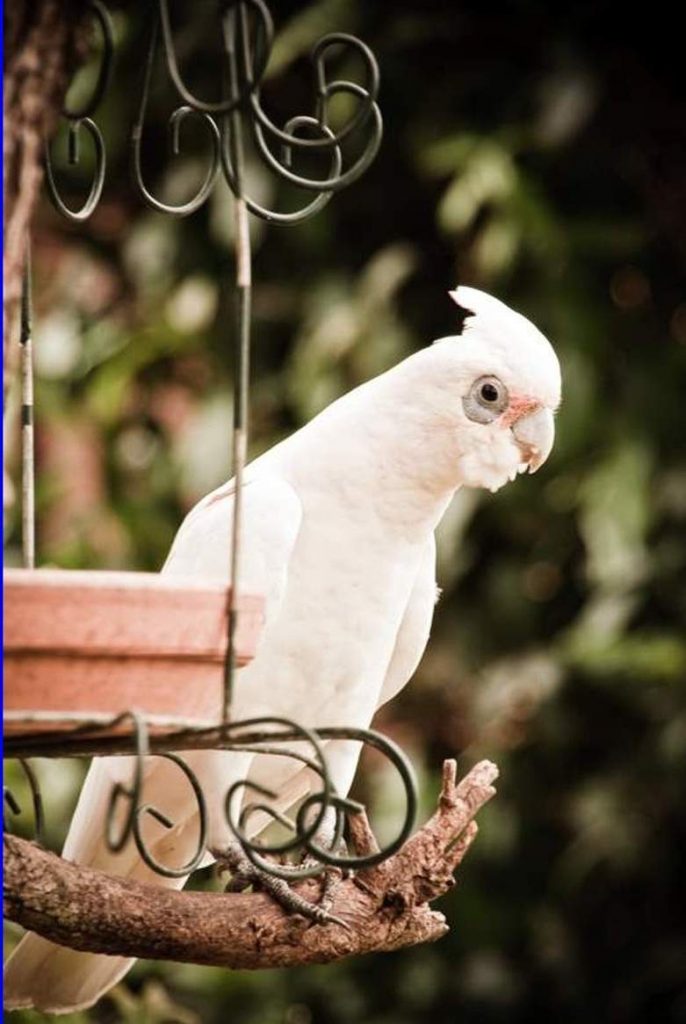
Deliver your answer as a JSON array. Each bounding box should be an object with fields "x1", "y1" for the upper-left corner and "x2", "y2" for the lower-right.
[{"x1": 5, "y1": 1, "x2": 685, "y2": 1022}]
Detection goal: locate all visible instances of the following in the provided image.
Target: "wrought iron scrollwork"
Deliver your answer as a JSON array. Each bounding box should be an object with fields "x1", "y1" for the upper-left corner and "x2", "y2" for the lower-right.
[
  {"x1": 103, "y1": 712, "x2": 208, "y2": 878},
  {"x1": 130, "y1": 17, "x2": 221, "y2": 216},
  {"x1": 47, "y1": 0, "x2": 383, "y2": 224},
  {"x1": 5, "y1": 714, "x2": 418, "y2": 882},
  {"x1": 3, "y1": 759, "x2": 45, "y2": 847},
  {"x1": 217, "y1": 4, "x2": 383, "y2": 223},
  {"x1": 44, "y1": 0, "x2": 113, "y2": 222}
]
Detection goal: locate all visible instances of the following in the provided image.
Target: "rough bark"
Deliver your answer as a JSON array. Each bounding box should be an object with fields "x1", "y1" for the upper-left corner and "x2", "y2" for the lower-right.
[
  {"x1": 3, "y1": 760, "x2": 498, "y2": 969},
  {"x1": 3, "y1": 0, "x2": 88, "y2": 400}
]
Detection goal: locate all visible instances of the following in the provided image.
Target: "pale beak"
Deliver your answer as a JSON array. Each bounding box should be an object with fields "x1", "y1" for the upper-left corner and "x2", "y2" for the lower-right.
[{"x1": 511, "y1": 407, "x2": 555, "y2": 473}]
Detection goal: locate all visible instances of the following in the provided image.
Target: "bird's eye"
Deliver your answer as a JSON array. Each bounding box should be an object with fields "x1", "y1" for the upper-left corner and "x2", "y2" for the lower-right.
[{"x1": 462, "y1": 375, "x2": 509, "y2": 424}]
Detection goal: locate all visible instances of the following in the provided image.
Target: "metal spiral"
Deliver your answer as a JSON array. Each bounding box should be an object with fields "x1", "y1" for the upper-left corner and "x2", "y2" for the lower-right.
[
  {"x1": 130, "y1": 16, "x2": 221, "y2": 216},
  {"x1": 4, "y1": 713, "x2": 418, "y2": 880},
  {"x1": 100, "y1": 711, "x2": 208, "y2": 877},
  {"x1": 217, "y1": 3, "x2": 383, "y2": 224},
  {"x1": 44, "y1": 0, "x2": 113, "y2": 222},
  {"x1": 45, "y1": 0, "x2": 382, "y2": 224}
]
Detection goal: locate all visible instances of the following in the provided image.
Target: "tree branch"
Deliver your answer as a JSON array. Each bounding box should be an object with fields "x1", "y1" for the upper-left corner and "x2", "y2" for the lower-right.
[{"x1": 3, "y1": 760, "x2": 498, "y2": 969}]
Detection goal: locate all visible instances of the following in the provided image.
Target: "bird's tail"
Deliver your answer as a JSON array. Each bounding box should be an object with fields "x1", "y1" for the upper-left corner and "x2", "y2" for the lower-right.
[
  {"x1": 4, "y1": 748, "x2": 312, "y2": 1014},
  {"x1": 3, "y1": 937, "x2": 137, "y2": 1016},
  {"x1": 3, "y1": 751, "x2": 233, "y2": 1014}
]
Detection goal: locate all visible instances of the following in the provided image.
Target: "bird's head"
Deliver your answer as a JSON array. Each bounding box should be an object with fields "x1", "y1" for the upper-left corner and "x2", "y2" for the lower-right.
[{"x1": 426, "y1": 286, "x2": 561, "y2": 493}]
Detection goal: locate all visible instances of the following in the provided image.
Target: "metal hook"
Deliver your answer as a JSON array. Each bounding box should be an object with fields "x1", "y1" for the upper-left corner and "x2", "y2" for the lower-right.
[
  {"x1": 104, "y1": 712, "x2": 208, "y2": 877},
  {"x1": 222, "y1": 719, "x2": 417, "y2": 879},
  {"x1": 247, "y1": 33, "x2": 380, "y2": 152},
  {"x1": 44, "y1": 117, "x2": 107, "y2": 222},
  {"x1": 131, "y1": 752, "x2": 209, "y2": 878},
  {"x1": 218, "y1": 14, "x2": 383, "y2": 224},
  {"x1": 3, "y1": 759, "x2": 46, "y2": 847},
  {"x1": 307, "y1": 726, "x2": 418, "y2": 869},
  {"x1": 104, "y1": 710, "x2": 149, "y2": 853},
  {"x1": 43, "y1": 0, "x2": 114, "y2": 222},
  {"x1": 158, "y1": 0, "x2": 272, "y2": 115},
  {"x1": 220, "y1": 114, "x2": 340, "y2": 224},
  {"x1": 130, "y1": 17, "x2": 221, "y2": 217},
  {"x1": 250, "y1": 85, "x2": 382, "y2": 194},
  {"x1": 223, "y1": 716, "x2": 332, "y2": 857}
]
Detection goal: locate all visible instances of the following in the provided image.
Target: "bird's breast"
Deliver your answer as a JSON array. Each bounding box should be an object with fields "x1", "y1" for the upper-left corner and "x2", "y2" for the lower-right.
[{"x1": 231, "y1": 520, "x2": 424, "y2": 730}]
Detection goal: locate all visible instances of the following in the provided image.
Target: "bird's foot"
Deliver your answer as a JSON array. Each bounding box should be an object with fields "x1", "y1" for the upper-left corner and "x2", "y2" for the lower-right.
[{"x1": 213, "y1": 842, "x2": 348, "y2": 929}]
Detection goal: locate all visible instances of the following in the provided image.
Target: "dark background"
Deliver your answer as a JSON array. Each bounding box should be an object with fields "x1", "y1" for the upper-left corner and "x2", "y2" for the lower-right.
[{"x1": 4, "y1": 1, "x2": 686, "y2": 1021}]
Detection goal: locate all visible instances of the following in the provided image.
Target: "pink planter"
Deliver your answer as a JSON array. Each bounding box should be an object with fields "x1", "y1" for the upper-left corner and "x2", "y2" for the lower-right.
[{"x1": 3, "y1": 568, "x2": 264, "y2": 731}]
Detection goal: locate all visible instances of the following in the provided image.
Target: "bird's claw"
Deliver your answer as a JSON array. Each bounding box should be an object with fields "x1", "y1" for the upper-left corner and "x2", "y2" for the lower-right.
[{"x1": 213, "y1": 843, "x2": 349, "y2": 929}]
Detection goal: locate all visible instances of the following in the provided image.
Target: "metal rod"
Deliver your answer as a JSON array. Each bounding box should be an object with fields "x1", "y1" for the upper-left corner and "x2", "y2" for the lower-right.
[
  {"x1": 223, "y1": 7, "x2": 253, "y2": 721},
  {"x1": 19, "y1": 247, "x2": 35, "y2": 569}
]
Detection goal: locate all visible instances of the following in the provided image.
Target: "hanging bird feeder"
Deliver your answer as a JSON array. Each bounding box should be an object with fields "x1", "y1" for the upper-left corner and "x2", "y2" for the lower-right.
[{"x1": 3, "y1": 0, "x2": 498, "y2": 981}]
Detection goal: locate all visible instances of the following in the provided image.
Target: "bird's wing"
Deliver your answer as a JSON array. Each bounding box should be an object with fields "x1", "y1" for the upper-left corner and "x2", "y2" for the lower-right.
[
  {"x1": 256, "y1": 536, "x2": 439, "y2": 824},
  {"x1": 61, "y1": 473, "x2": 304, "y2": 868},
  {"x1": 377, "y1": 535, "x2": 438, "y2": 709},
  {"x1": 163, "y1": 473, "x2": 301, "y2": 598},
  {"x1": 3, "y1": 474, "x2": 303, "y2": 1015}
]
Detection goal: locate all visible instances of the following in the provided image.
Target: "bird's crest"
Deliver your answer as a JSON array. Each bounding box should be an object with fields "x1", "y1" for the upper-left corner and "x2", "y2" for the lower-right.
[{"x1": 448, "y1": 288, "x2": 475, "y2": 335}]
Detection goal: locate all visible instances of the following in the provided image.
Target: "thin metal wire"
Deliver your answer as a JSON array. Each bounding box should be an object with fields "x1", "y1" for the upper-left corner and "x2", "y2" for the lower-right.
[
  {"x1": 223, "y1": 3, "x2": 252, "y2": 719},
  {"x1": 222, "y1": 717, "x2": 332, "y2": 860},
  {"x1": 3, "y1": 759, "x2": 45, "y2": 847},
  {"x1": 19, "y1": 249, "x2": 35, "y2": 570},
  {"x1": 44, "y1": 118, "x2": 107, "y2": 222},
  {"x1": 131, "y1": 753, "x2": 209, "y2": 877},
  {"x1": 158, "y1": 0, "x2": 273, "y2": 115},
  {"x1": 130, "y1": 16, "x2": 221, "y2": 216},
  {"x1": 104, "y1": 711, "x2": 152, "y2": 853}
]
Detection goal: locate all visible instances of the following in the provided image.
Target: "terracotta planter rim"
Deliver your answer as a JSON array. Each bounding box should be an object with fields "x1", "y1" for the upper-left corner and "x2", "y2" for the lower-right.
[{"x1": 3, "y1": 567, "x2": 265, "y2": 730}]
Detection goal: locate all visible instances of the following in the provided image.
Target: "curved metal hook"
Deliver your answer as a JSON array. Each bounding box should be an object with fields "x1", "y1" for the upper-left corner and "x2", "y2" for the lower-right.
[
  {"x1": 250, "y1": 84, "x2": 382, "y2": 194},
  {"x1": 131, "y1": 18, "x2": 221, "y2": 216},
  {"x1": 306, "y1": 726, "x2": 418, "y2": 869},
  {"x1": 220, "y1": 17, "x2": 383, "y2": 223},
  {"x1": 247, "y1": 32, "x2": 379, "y2": 152},
  {"x1": 222, "y1": 720, "x2": 417, "y2": 879},
  {"x1": 104, "y1": 710, "x2": 149, "y2": 853},
  {"x1": 227, "y1": 780, "x2": 327, "y2": 880},
  {"x1": 228, "y1": 723, "x2": 417, "y2": 874},
  {"x1": 220, "y1": 114, "x2": 340, "y2": 224},
  {"x1": 63, "y1": 0, "x2": 115, "y2": 120},
  {"x1": 235, "y1": 787, "x2": 351, "y2": 883},
  {"x1": 158, "y1": 0, "x2": 272, "y2": 115},
  {"x1": 131, "y1": 752, "x2": 208, "y2": 877},
  {"x1": 104, "y1": 712, "x2": 207, "y2": 877},
  {"x1": 44, "y1": 0, "x2": 113, "y2": 222},
  {"x1": 44, "y1": 118, "x2": 107, "y2": 222},
  {"x1": 223, "y1": 716, "x2": 332, "y2": 857},
  {"x1": 3, "y1": 759, "x2": 45, "y2": 846}
]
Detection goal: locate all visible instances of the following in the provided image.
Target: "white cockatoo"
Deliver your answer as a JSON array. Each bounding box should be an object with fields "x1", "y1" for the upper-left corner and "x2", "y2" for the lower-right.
[{"x1": 4, "y1": 287, "x2": 561, "y2": 1013}]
